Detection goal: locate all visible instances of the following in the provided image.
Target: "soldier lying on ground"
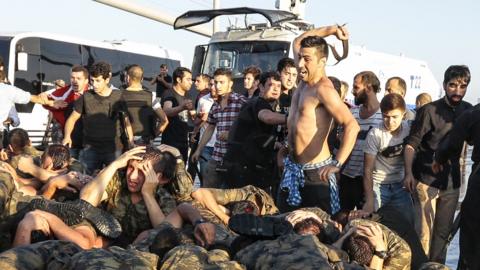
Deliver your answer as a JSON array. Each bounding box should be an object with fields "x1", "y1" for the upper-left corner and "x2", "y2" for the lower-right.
[{"x1": 0, "y1": 202, "x2": 215, "y2": 270}]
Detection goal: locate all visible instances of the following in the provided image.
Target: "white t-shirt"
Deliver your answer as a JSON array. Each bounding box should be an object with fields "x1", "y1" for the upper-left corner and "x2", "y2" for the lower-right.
[
  {"x1": 0, "y1": 83, "x2": 31, "y2": 131},
  {"x1": 363, "y1": 121, "x2": 410, "y2": 184},
  {"x1": 342, "y1": 106, "x2": 383, "y2": 178},
  {"x1": 197, "y1": 93, "x2": 217, "y2": 148}
]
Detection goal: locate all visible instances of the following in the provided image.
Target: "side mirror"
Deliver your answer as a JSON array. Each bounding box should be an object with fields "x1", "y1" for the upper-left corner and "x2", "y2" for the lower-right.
[{"x1": 17, "y1": 51, "x2": 28, "y2": 71}]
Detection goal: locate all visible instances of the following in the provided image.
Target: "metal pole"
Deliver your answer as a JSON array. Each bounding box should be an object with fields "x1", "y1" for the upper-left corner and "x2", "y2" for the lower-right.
[
  {"x1": 213, "y1": 0, "x2": 220, "y2": 33},
  {"x1": 93, "y1": 0, "x2": 212, "y2": 37}
]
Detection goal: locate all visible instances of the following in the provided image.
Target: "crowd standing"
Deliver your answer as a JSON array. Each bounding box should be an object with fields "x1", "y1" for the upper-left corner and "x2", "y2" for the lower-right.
[{"x1": 0, "y1": 24, "x2": 477, "y2": 270}]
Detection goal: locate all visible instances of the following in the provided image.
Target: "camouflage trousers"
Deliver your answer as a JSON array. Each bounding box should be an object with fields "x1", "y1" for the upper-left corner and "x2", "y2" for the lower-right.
[
  {"x1": 0, "y1": 240, "x2": 158, "y2": 270},
  {"x1": 0, "y1": 240, "x2": 82, "y2": 270},
  {"x1": 160, "y1": 245, "x2": 245, "y2": 270},
  {"x1": 206, "y1": 185, "x2": 279, "y2": 215},
  {"x1": 235, "y1": 233, "x2": 366, "y2": 270}
]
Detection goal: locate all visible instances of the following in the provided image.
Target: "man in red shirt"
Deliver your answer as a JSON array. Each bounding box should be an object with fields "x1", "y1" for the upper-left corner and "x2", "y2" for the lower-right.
[{"x1": 44, "y1": 65, "x2": 89, "y2": 159}]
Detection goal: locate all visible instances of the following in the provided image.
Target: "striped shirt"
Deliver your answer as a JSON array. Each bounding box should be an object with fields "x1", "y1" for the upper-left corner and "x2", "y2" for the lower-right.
[
  {"x1": 207, "y1": 92, "x2": 247, "y2": 162},
  {"x1": 342, "y1": 106, "x2": 383, "y2": 178}
]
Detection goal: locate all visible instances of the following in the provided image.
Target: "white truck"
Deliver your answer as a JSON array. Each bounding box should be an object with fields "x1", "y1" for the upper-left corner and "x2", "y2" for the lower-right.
[{"x1": 174, "y1": 4, "x2": 441, "y2": 106}]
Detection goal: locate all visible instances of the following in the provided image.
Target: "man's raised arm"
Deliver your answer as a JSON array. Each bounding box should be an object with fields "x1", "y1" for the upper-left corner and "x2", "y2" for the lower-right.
[
  {"x1": 293, "y1": 25, "x2": 348, "y2": 64},
  {"x1": 80, "y1": 147, "x2": 145, "y2": 207}
]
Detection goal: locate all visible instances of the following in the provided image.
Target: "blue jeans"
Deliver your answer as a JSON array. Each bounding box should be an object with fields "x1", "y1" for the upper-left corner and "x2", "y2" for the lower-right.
[
  {"x1": 373, "y1": 181, "x2": 414, "y2": 224},
  {"x1": 199, "y1": 146, "x2": 213, "y2": 185},
  {"x1": 80, "y1": 145, "x2": 117, "y2": 175}
]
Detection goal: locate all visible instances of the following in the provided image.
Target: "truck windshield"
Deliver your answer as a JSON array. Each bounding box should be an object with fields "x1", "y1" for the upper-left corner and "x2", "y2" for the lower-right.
[
  {"x1": 0, "y1": 37, "x2": 11, "y2": 69},
  {"x1": 203, "y1": 41, "x2": 289, "y2": 77}
]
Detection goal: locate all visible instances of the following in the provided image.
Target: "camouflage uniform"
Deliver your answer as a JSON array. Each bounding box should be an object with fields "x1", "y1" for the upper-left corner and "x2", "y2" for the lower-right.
[
  {"x1": 133, "y1": 221, "x2": 236, "y2": 253},
  {"x1": 0, "y1": 171, "x2": 40, "y2": 251},
  {"x1": 418, "y1": 262, "x2": 450, "y2": 270},
  {"x1": 0, "y1": 240, "x2": 82, "y2": 270},
  {"x1": 65, "y1": 246, "x2": 158, "y2": 270},
  {"x1": 0, "y1": 239, "x2": 159, "y2": 270},
  {"x1": 206, "y1": 185, "x2": 279, "y2": 215},
  {"x1": 349, "y1": 219, "x2": 412, "y2": 270},
  {"x1": 7, "y1": 146, "x2": 42, "y2": 170},
  {"x1": 164, "y1": 160, "x2": 194, "y2": 203},
  {"x1": 103, "y1": 170, "x2": 177, "y2": 245},
  {"x1": 160, "y1": 245, "x2": 245, "y2": 270},
  {"x1": 235, "y1": 233, "x2": 367, "y2": 270}
]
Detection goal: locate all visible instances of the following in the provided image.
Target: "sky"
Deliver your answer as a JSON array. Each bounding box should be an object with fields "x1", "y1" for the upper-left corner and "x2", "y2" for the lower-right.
[{"x1": 2, "y1": 0, "x2": 479, "y2": 103}]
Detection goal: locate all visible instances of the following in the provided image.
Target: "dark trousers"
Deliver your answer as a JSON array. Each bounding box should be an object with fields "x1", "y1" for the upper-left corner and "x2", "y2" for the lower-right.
[
  {"x1": 458, "y1": 165, "x2": 480, "y2": 270},
  {"x1": 277, "y1": 169, "x2": 331, "y2": 214},
  {"x1": 339, "y1": 174, "x2": 364, "y2": 211}
]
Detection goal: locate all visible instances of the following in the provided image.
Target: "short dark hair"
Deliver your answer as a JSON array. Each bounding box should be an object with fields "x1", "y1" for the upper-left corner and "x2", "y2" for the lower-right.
[
  {"x1": 354, "y1": 71, "x2": 381, "y2": 93},
  {"x1": 243, "y1": 66, "x2": 262, "y2": 81},
  {"x1": 260, "y1": 71, "x2": 281, "y2": 86},
  {"x1": 380, "y1": 93, "x2": 406, "y2": 113},
  {"x1": 136, "y1": 147, "x2": 177, "y2": 180},
  {"x1": 71, "y1": 65, "x2": 89, "y2": 78},
  {"x1": 293, "y1": 218, "x2": 322, "y2": 236},
  {"x1": 277, "y1": 57, "x2": 296, "y2": 73},
  {"x1": 213, "y1": 68, "x2": 233, "y2": 81},
  {"x1": 8, "y1": 128, "x2": 30, "y2": 151},
  {"x1": 90, "y1": 62, "x2": 111, "y2": 80},
  {"x1": 443, "y1": 65, "x2": 470, "y2": 85},
  {"x1": 300, "y1": 36, "x2": 329, "y2": 59},
  {"x1": 197, "y1": 73, "x2": 211, "y2": 82},
  {"x1": 172, "y1": 67, "x2": 191, "y2": 86},
  {"x1": 150, "y1": 225, "x2": 180, "y2": 262},
  {"x1": 160, "y1": 64, "x2": 168, "y2": 69},
  {"x1": 328, "y1": 76, "x2": 342, "y2": 96},
  {"x1": 42, "y1": 144, "x2": 71, "y2": 170},
  {"x1": 343, "y1": 235, "x2": 374, "y2": 266}
]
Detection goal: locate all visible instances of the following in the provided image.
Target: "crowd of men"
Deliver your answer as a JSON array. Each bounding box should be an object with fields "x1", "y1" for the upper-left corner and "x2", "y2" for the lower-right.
[{"x1": 0, "y1": 24, "x2": 478, "y2": 270}]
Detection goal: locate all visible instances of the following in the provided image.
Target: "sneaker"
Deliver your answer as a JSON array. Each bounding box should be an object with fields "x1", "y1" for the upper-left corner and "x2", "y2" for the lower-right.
[{"x1": 228, "y1": 214, "x2": 292, "y2": 238}]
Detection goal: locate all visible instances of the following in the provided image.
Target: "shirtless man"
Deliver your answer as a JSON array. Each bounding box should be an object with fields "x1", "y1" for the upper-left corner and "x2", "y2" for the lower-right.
[{"x1": 279, "y1": 25, "x2": 359, "y2": 215}]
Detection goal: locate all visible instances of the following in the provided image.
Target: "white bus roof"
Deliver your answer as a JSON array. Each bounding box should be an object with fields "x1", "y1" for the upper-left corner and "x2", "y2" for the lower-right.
[{"x1": 0, "y1": 31, "x2": 184, "y2": 63}]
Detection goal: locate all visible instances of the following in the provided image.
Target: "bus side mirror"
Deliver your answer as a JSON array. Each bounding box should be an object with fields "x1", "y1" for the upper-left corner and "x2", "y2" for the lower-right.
[
  {"x1": 192, "y1": 45, "x2": 206, "y2": 77},
  {"x1": 17, "y1": 51, "x2": 28, "y2": 71}
]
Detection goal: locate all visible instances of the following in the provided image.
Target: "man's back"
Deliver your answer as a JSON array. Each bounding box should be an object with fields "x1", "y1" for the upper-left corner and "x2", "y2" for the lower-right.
[{"x1": 121, "y1": 89, "x2": 155, "y2": 138}]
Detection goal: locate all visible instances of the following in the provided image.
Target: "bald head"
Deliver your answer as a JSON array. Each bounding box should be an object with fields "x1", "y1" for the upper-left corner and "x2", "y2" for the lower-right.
[{"x1": 127, "y1": 65, "x2": 144, "y2": 84}]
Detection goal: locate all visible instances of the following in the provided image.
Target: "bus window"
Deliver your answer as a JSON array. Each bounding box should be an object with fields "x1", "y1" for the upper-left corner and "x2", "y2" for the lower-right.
[
  {"x1": 40, "y1": 38, "x2": 82, "y2": 86},
  {"x1": 14, "y1": 38, "x2": 42, "y2": 113},
  {"x1": 0, "y1": 37, "x2": 11, "y2": 69}
]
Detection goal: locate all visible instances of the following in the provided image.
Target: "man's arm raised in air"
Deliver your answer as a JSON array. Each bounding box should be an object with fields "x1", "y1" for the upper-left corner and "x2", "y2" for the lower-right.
[
  {"x1": 317, "y1": 84, "x2": 360, "y2": 181},
  {"x1": 293, "y1": 25, "x2": 348, "y2": 64},
  {"x1": 80, "y1": 147, "x2": 145, "y2": 207}
]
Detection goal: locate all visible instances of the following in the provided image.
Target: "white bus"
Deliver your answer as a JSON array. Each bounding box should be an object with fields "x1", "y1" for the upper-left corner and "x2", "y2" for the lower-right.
[{"x1": 0, "y1": 32, "x2": 183, "y2": 145}]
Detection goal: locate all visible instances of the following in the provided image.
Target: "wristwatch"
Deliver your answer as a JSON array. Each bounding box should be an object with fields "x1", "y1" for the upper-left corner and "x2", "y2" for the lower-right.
[
  {"x1": 373, "y1": 250, "x2": 388, "y2": 259},
  {"x1": 331, "y1": 159, "x2": 343, "y2": 169},
  {"x1": 194, "y1": 218, "x2": 206, "y2": 227}
]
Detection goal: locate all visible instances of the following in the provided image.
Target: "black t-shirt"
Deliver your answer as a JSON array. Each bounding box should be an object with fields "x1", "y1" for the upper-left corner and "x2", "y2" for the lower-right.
[
  {"x1": 65, "y1": 100, "x2": 84, "y2": 149},
  {"x1": 74, "y1": 90, "x2": 127, "y2": 153},
  {"x1": 279, "y1": 88, "x2": 295, "y2": 114},
  {"x1": 161, "y1": 89, "x2": 189, "y2": 146},
  {"x1": 227, "y1": 97, "x2": 277, "y2": 165},
  {"x1": 155, "y1": 74, "x2": 172, "y2": 98}
]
